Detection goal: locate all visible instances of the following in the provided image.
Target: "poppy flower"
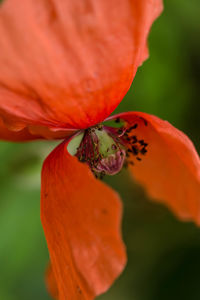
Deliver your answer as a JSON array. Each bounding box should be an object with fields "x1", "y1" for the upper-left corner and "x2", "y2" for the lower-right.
[{"x1": 0, "y1": 0, "x2": 200, "y2": 300}]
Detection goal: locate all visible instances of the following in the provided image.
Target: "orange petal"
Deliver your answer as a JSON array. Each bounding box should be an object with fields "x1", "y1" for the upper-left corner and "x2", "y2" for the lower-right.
[
  {"x1": 0, "y1": 0, "x2": 162, "y2": 130},
  {"x1": 116, "y1": 112, "x2": 200, "y2": 224},
  {"x1": 28, "y1": 125, "x2": 75, "y2": 140},
  {"x1": 0, "y1": 117, "x2": 75, "y2": 141},
  {"x1": 41, "y1": 140, "x2": 126, "y2": 299},
  {"x1": 46, "y1": 263, "x2": 59, "y2": 300},
  {"x1": 0, "y1": 117, "x2": 38, "y2": 141}
]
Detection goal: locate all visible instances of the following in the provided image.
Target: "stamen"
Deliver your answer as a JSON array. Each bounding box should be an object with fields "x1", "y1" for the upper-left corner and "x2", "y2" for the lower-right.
[
  {"x1": 115, "y1": 117, "x2": 121, "y2": 123},
  {"x1": 119, "y1": 122, "x2": 149, "y2": 168},
  {"x1": 71, "y1": 126, "x2": 126, "y2": 177},
  {"x1": 126, "y1": 123, "x2": 138, "y2": 132},
  {"x1": 67, "y1": 120, "x2": 149, "y2": 177},
  {"x1": 141, "y1": 147, "x2": 147, "y2": 155}
]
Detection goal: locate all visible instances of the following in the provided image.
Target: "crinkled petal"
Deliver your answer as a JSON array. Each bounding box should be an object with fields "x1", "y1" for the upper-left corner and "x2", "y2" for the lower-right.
[
  {"x1": 115, "y1": 112, "x2": 200, "y2": 224},
  {"x1": 41, "y1": 140, "x2": 126, "y2": 299},
  {"x1": 0, "y1": 117, "x2": 75, "y2": 141},
  {"x1": 0, "y1": 117, "x2": 38, "y2": 141},
  {"x1": 0, "y1": 0, "x2": 163, "y2": 131}
]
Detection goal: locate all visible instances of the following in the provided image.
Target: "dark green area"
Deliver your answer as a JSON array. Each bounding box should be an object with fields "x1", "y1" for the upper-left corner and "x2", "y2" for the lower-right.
[{"x1": 0, "y1": 0, "x2": 200, "y2": 299}]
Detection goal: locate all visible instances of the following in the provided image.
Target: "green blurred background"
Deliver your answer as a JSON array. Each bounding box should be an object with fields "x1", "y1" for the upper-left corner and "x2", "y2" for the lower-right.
[{"x1": 0, "y1": 0, "x2": 200, "y2": 299}]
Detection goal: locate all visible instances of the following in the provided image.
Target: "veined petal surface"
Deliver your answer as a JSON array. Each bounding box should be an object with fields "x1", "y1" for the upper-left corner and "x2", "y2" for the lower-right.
[
  {"x1": 0, "y1": 0, "x2": 162, "y2": 131},
  {"x1": 41, "y1": 140, "x2": 126, "y2": 299}
]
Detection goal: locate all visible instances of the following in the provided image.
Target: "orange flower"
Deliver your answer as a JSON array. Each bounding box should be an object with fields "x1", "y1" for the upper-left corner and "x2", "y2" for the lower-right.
[{"x1": 0, "y1": 0, "x2": 199, "y2": 300}]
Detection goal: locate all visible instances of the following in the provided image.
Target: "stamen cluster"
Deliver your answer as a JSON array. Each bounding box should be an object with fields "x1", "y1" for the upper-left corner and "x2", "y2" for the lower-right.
[{"x1": 72, "y1": 117, "x2": 149, "y2": 178}]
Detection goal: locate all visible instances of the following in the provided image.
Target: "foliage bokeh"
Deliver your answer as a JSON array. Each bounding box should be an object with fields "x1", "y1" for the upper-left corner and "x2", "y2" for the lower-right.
[{"x1": 0, "y1": 0, "x2": 199, "y2": 299}]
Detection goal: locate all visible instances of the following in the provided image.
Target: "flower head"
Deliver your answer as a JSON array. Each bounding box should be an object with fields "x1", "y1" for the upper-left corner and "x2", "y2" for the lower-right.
[{"x1": 0, "y1": 0, "x2": 200, "y2": 300}]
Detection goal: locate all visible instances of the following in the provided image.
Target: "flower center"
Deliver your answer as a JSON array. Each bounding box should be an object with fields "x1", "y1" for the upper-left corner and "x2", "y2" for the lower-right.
[
  {"x1": 67, "y1": 120, "x2": 148, "y2": 178},
  {"x1": 69, "y1": 125, "x2": 126, "y2": 177}
]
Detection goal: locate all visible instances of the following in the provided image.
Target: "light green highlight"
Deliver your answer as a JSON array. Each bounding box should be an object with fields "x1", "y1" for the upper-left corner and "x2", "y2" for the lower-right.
[{"x1": 67, "y1": 131, "x2": 84, "y2": 156}]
